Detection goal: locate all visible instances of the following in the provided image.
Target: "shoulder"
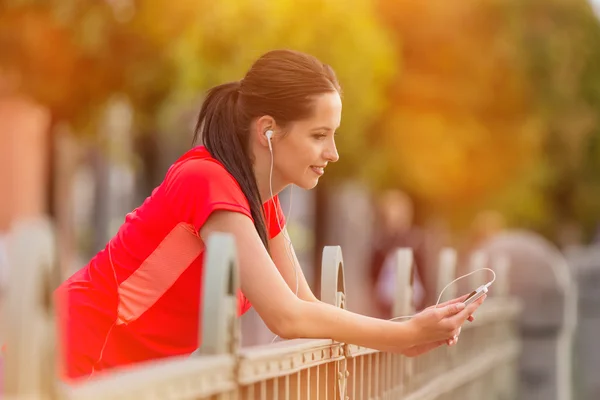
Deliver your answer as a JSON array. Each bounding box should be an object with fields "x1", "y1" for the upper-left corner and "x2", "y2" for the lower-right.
[
  {"x1": 166, "y1": 155, "x2": 234, "y2": 186},
  {"x1": 162, "y1": 147, "x2": 242, "y2": 196},
  {"x1": 159, "y1": 147, "x2": 252, "y2": 229}
]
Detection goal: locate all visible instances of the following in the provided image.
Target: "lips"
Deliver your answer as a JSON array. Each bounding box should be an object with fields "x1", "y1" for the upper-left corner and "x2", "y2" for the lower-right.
[{"x1": 311, "y1": 165, "x2": 325, "y2": 176}]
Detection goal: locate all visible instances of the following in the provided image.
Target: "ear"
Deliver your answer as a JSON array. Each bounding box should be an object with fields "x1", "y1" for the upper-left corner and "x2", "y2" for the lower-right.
[{"x1": 255, "y1": 115, "x2": 277, "y2": 149}]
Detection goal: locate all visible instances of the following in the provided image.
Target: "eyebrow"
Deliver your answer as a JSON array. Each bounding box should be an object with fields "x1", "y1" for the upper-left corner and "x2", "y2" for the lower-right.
[{"x1": 310, "y1": 126, "x2": 336, "y2": 132}]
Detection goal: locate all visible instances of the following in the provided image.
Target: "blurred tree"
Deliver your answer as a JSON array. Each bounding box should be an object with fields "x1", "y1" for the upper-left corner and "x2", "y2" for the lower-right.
[
  {"x1": 373, "y1": 0, "x2": 600, "y2": 242},
  {"x1": 0, "y1": 0, "x2": 172, "y2": 132},
  {"x1": 372, "y1": 0, "x2": 543, "y2": 228},
  {"x1": 515, "y1": 0, "x2": 600, "y2": 241},
  {"x1": 132, "y1": 0, "x2": 397, "y2": 179},
  {"x1": 0, "y1": 0, "x2": 398, "y2": 282},
  {"x1": 479, "y1": 0, "x2": 600, "y2": 242},
  {"x1": 0, "y1": 0, "x2": 175, "y2": 258},
  {"x1": 1, "y1": 0, "x2": 397, "y2": 175},
  {"x1": 129, "y1": 0, "x2": 398, "y2": 288}
]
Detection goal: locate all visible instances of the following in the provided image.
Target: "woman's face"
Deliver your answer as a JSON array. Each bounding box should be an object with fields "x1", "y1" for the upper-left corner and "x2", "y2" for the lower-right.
[{"x1": 274, "y1": 91, "x2": 342, "y2": 190}]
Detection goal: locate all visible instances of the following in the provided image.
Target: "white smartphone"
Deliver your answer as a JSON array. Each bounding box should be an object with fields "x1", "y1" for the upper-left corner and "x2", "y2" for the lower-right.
[{"x1": 463, "y1": 285, "x2": 488, "y2": 306}]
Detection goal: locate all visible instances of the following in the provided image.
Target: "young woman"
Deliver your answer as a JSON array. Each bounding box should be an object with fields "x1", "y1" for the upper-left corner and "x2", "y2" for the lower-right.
[{"x1": 56, "y1": 49, "x2": 485, "y2": 380}]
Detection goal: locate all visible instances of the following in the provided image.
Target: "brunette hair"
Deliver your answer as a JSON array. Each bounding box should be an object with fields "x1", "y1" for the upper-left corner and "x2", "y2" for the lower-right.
[{"x1": 192, "y1": 49, "x2": 341, "y2": 249}]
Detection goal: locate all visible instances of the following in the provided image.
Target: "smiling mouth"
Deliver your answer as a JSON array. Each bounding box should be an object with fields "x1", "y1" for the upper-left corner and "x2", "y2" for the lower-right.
[{"x1": 311, "y1": 166, "x2": 325, "y2": 176}]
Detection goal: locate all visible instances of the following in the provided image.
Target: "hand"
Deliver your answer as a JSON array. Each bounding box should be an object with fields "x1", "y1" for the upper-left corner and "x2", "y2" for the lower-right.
[
  {"x1": 426, "y1": 294, "x2": 477, "y2": 322},
  {"x1": 407, "y1": 294, "x2": 486, "y2": 346}
]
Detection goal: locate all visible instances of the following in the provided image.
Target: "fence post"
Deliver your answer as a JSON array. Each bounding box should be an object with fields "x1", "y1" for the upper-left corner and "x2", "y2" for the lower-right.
[
  {"x1": 388, "y1": 249, "x2": 415, "y2": 394},
  {"x1": 491, "y1": 254, "x2": 511, "y2": 297},
  {"x1": 465, "y1": 250, "x2": 490, "y2": 398},
  {"x1": 4, "y1": 218, "x2": 59, "y2": 399},
  {"x1": 437, "y1": 248, "x2": 458, "y2": 303},
  {"x1": 195, "y1": 233, "x2": 240, "y2": 357},
  {"x1": 469, "y1": 251, "x2": 489, "y2": 289},
  {"x1": 321, "y1": 246, "x2": 346, "y2": 310},
  {"x1": 490, "y1": 253, "x2": 517, "y2": 399},
  {"x1": 320, "y1": 246, "x2": 349, "y2": 400},
  {"x1": 392, "y1": 249, "x2": 414, "y2": 318}
]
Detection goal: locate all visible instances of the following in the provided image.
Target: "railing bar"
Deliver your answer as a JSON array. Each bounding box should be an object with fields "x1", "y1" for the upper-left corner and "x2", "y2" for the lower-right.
[
  {"x1": 352, "y1": 355, "x2": 357, "y2": 397},
  {"x1": 307, "y1": 367, "x2": 311, "y2": 400},
  {"x1": 368, "y1": 353, "x2": 372, "y2": 399},
  {"x1": 297, "y1": 371, "x2": 301, "y2": 400},
  {"x1": 380, "y1": 353, "x2": 385, "y2": 400},
  {"x1": 249, "y1": 384, "x2": 255, "y2": 400},
  {"x1": 398, "y1": 354, "x2": 404, "y2": 396},
  {"x1": 389, "y1": 354, "x2": 394, "y2": 398},
  {"x1": 261, "y1": 380, "x2": 266, "y2": 400},
  {"x1": 360, "y1": 355, "x2": 365, "y2": 399},
  {"x1": 274, "y1": 377, "x2": 279, "y2": 400},
  {"x1": 381, "y1": 352, "x2": 384, "y2": 398},
  {"x1": 390, "y1": 353, "x2": 394, "y2": 396},
  {"x1": 384, "y1": 352, "x2": 389, "y2": 399},
  {"x1": 395, "y1": 354, "x2": 399, "y2": 396},
  {"x1": 382, "y1": 353, "x2": 387, "y2": 400},
  {"x1": 316, "y1": 364, "x2": 320, "y2": 400},
  {"x1": 285, "y1": 375, "x2": 290, "y2": 400},
  {"x1": 325, "y1": 359, "x2": 329, "y2": 400},
  {"x1": 388, "y1": 354, "x2": 396, "y2": 399},
  {"x1": 375, "y1": 352, "x2": 380, "y2": 396}
]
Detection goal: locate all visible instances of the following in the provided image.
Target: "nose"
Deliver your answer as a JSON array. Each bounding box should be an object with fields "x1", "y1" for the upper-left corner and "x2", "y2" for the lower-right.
[{"x1": 324, "y1": 137, "x2": 339, "y2": 163}]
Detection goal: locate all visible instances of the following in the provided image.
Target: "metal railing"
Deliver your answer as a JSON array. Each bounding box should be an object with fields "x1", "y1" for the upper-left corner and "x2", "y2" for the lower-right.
[{"x1": 2, "y1": 221, "x2": 522, "y2": 400}]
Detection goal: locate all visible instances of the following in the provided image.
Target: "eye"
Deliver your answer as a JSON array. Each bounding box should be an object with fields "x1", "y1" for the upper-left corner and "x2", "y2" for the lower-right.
[{"x1": 312, "y1": 133, "x2": 327, "y2": 140}]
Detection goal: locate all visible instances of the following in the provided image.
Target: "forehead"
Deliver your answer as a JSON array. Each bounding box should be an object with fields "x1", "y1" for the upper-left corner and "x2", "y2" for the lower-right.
[{"x1": 305, "y1": 91, "x2": 342, "y2": 128}]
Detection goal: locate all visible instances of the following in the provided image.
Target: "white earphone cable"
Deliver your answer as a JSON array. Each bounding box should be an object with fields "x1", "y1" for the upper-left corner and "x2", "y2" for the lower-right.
[
  {"x1": 267, "y1": 133, "x2": 299, "y2": 343},
  {"x1": 389, "y1": 268, "x2": 496, "y2": 321},
  {"x1": 265, "y1": 131, "x2": 496, "y2": 341}
]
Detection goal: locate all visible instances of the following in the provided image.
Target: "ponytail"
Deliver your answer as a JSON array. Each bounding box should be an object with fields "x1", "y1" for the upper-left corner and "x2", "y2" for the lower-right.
[
  {"x1": 192, "y1": 81, "x2": 270, "y2": 251},
  {"x1": 191, "y1": 50, "x2": 342, "y2": 251}
]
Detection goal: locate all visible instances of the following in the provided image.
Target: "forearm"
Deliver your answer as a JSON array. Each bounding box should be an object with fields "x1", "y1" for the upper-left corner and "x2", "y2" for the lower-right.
[{"x1": 282, "y1": 300, "x2": 420, "y2": 352}]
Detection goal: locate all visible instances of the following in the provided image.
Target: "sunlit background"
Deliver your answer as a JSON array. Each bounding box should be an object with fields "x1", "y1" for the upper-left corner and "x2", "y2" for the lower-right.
[{"x1": 1, "y1": 0, "x2": 600, "y2": 398}]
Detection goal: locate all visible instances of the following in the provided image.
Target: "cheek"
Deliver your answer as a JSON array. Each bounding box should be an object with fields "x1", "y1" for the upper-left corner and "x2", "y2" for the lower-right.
[
  {"x1": 276, "y1": 137, "x2": 321, "y2": 178},
  {"x1": 287, "y1": 152, "x2": 310, "y2": 175},
  {"x1": 276, "y1": 147, "x2": 301, "y2": 176},
  {"x1": 280, "y1": 141, "x2": 310, "y2": 167}
]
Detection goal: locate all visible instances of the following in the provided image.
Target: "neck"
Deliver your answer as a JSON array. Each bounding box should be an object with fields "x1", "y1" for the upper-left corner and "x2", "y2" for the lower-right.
[{"x1": 253, "y1": 146, "x2": 288, "y2": 203}]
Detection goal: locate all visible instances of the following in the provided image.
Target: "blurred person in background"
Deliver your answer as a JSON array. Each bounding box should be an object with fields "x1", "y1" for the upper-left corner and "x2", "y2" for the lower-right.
[
  {"x1": 55, "y1": 49, "x2": 484, "y2": 380},
  {"x1": 370, "y1": 190, "x2": 429, "y2": 315}
]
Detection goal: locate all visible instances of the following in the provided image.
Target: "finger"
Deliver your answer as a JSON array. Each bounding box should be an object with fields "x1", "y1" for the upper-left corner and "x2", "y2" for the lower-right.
[
  {"x1": 447, "y1": 333, "x2": 459, "y2": 346},
  {"x1": 456, "y1": 326, "x2": 462, "y2": 337},
  {"x1": 447, "y1": 294, "x2": 487, "y2": 325},
  {"x1": 439, "y1": 302, "x2": 466, "y2": 319},
  {"x1": 467, "y1": 315, "x2": 475, "y2": 322},
  {"x1": 434, "y1": 294, "x2": 471, "y2": 308}
]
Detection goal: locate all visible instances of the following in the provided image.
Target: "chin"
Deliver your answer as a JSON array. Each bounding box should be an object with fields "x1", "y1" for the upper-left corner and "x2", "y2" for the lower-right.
[{"x1": 296, "y1": 178, "x2": 320, "y2": 190}]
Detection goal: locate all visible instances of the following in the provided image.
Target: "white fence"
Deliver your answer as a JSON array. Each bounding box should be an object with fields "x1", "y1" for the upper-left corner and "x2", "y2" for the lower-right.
[{"x1": 1, "y1": 220, "x2": 522, "y2": 400}]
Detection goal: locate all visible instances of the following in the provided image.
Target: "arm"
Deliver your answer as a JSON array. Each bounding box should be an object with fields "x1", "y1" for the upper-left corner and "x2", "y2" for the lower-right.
[
  {"x1": 200, "y1": 211, "x2": 480, "y2": 352},
  {"x1": 269, "y1": 227, "x2": 319, "y2": 303}
]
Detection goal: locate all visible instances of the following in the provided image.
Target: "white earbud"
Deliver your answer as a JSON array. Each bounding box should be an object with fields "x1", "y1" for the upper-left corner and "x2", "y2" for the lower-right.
[
  {"x1": 264, "y1": 126, "x2": 299, "y2": 344},
  {"x1": 266, "y1": 129, "x2": 274, "y2": 152}
]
